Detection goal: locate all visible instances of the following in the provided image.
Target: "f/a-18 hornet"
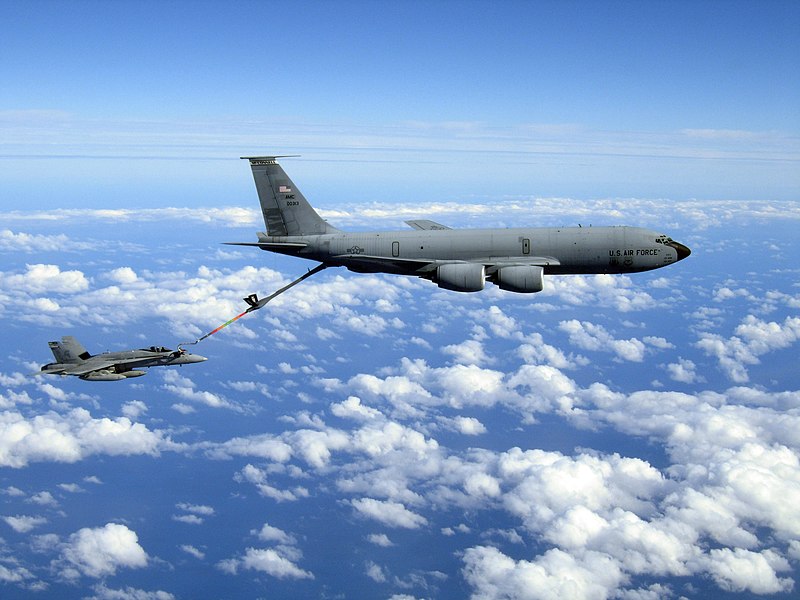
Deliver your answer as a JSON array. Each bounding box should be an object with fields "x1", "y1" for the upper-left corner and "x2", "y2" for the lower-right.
[
  {"x1": 41, "y1": 336, "x2": 207, "y2": 381},
  {"x1": 228, "y1": 156, "x2": 690, "y2": 294}
]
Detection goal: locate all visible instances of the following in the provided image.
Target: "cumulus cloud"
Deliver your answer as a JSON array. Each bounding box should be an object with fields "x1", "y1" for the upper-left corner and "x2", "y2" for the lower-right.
[
  {"x1": 161, "y1": 371, "x2": 237, "y2": 411},
  {"x1": 218, "y1": 522, "x2": 312, "y2": 581},
  {"x1": 558, "y1": 320, "x2": 648, "y2": 362},
  {"x1": 462, "y1": 546, "x2": 625, "y2": 600},
  {"x1": 3, "y1": 514, "x2": 47, "y2": 533},
  {"x1": 545, "y1": 274, "x2": 659, "y2": 313},
  {"x1": 121, "y1": 400, "x2": 147, "y2": 420},
  {"x1": 700, "y1": 548, "x2": 793, "y2": 594},
  {"x1": 439, "y1": 415, "x2": 487, "y2": 436},
  {"x1": 0, "y1": 408, "x2": 166, "y2": 468},
  {"x1": 665, "y1": 357, "x2": 701, "y2": 383},
  {"x1": 696, "y1": 315, "x2": 800, "y2": 382},
  {"x1": 442, "y1": 339, "x2": 493, "y2": 366},
  {"x1": 0, "y1": 263, "x2": 89, "y2": 294},
  {"x1": 351, "y1": 498, "x2": 428, "y2": 529},
  {"x1": 180, "y1": 545, "x2": 205, "y2": 560},
  {"x1": 0, "y1": 229, "x2": 92, "y2": 253},
  {"x1": 219, "y1": 547, "x2": 314, "y2": 580},
  {"x1": 59, "y1": 523, "x2": 148, "y2": 579},
  {"x1": 253, "y1": 523, "x2": 296, "y2": 545},
  {"x1": 367, "y1": 533, "x2": 394, "y2": 547},
  {"x1": 86, "y1": 584, "x2": 176, "y2": 600},
  {"x1": 232, "y1": 464, "x2": 309, "y2": 502}
]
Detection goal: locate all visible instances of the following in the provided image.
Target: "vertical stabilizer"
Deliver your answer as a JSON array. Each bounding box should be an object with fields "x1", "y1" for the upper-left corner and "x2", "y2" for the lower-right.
[
  {"x1": 49, "y1": 336, "x2": 91, "y2": 363},
  {"x1": 242, "y1": 156, "x2": 339, "y2": 236}
]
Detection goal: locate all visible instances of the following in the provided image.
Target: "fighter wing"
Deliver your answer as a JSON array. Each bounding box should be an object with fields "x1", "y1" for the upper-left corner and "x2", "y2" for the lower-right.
[
  {"x1": 405, "y1": 220, "x2": 452, "y2": 230},
  {"x1": 57, "y1": 359, "x2": 118, "y2": 376}
]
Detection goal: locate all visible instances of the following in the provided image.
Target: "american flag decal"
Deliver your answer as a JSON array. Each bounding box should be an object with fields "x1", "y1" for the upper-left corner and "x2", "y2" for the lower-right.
[{"x1": 279, "y1": 185, "x2": 292, "y2": 193}]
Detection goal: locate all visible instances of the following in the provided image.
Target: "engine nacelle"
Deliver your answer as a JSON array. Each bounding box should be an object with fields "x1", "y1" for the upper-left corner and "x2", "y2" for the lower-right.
[
  {"x1": 495, "y1": 265, "x2": 544, "y2": 293},
  {"x1": 122, "y1": 370, "x2": 147, "y2": 378},
  {"x1": 436, "y1": 263, "x2": 485, "y2": 292}
]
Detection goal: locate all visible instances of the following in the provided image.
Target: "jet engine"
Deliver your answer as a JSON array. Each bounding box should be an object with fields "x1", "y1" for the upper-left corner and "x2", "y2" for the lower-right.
[
  {"x1": 494, "y1": 265, "x2": 544, "y2": 293},
  {"x1": 436, "y1": 263, "x2": 485, "y2": 292}
]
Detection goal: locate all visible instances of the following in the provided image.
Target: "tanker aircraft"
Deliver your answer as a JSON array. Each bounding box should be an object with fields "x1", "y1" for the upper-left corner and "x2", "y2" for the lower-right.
[
  {"x1": 41, "y1": 336, "x2": 207, "y2": 381},
  {"x1": 228, "y1": 156, "x2": 690, "y2": 293}
]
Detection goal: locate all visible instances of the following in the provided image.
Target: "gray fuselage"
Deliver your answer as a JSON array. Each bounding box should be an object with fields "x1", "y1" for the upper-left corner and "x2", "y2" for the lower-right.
[{"x1": 257, "y1": 225, "x2": 689, "y2": 276}]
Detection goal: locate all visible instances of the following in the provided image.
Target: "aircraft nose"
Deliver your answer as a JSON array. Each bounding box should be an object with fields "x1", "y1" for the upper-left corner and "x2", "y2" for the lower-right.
[
  {"x1": 186, "y1": 354, "x2": 207, "y2": 363},
  {"x1": 668, "y1": 240, "x2": 691, "y2": 261}
]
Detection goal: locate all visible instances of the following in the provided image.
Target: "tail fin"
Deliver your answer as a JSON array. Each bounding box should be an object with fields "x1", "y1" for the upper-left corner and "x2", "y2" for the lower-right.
[
  {"x1": 49, "y1": 336, "x2": 91, "y2": 363},
  {"x1": 242, "y1": 156, "x2": 340, "y2": 236}
]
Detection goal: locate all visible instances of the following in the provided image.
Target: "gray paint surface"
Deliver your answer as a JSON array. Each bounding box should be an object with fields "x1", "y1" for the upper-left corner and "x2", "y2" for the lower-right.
[{"x1": 230, "y1": 157, "x2": 691, "y2": 290}]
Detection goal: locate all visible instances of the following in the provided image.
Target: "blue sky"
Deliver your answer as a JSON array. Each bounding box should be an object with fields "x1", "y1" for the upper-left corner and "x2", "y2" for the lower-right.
[
  {"x1": 1, "y1": 1, "x2": 798, "y2": 204},
  {"x1": 1, "y1": 1, "x2": 800, "y2": 599}
]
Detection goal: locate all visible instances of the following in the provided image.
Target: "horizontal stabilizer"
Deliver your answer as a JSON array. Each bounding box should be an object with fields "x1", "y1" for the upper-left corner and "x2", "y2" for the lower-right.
[
  {"x1": 405, "y1": 219, "x2": 452, "y2": 231},
  {"x1": 223, "y1": 241, "x2": 308, "y2": 250}
]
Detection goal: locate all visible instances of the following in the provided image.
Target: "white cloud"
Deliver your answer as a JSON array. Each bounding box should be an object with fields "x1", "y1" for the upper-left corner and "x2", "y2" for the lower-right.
[
  {"x1": 108, "y1": 266, "x2": 139, "y2": 285},
  {"x1": 60, "y1": 523, "x2": 148, "y2": 579},
  {"x1": 477, "y1": 305, "x2": 524, "y2": 340},
  {"x1": 222, "y1": 547, "x2": 314, "y2": 580},
  {"x1": 172, "y1": 514, "x2": 203, "y2": 525},
  {"x1": 558, "y1": 320, "x2": 647, "y2": 362},
  {"x1": 696, "y1": 315, "x2": 800, "y2": 382},
  {"x1": 0, "y1": 408, "x2": 166, "y2": 468},
  {"x1": 517, "y1": 333, "x2": 586, "y2": 370},
  {"x1": 176, "y1": 502, "x2": 214, "y2": 516},
  {"x1": 0, "y1": 229, "x2": 93, "y2": 253},
  {"x1": 253, "y1": 523, "x2": 295, "y2": 545},
  {"x1": 700, "y1": 548, "x2": 793, "y2": 594},
  {"x1": 0, "y1": 263, "x2": 89, "y2": 294},
  {"x1": 440, "y1": 416, "x2": 487, "y2": 436},
  {"x1": 545, "y1": 274, "x2": 659, "y2": 313},
  {"x1": 462, "y1": 546, "x2": 626, "y2": 600},
  {"x1": 87, "y1": 584, "x2": 176, "y2": 599},
  {"x1": 0, "y1": 562, "x2": 34, "y2": 584},
  {"x1": 232, "y1": 464, "x2": 308, "y2": 502},
  {"x1": 351, "y1": 498, "x2": 428, "y2": 529},
  {"x1": 3, "y1": 514, "x2": 47, "y2": 533},
  {"x1": 161, "y1": 371, "x2": 236, "y2": 411},
  {"x1": 367, "y1": 533, "x2": 394, "y2": 547},
  {"x1": 665, "y1": 358, "x2": 700, "y2": 383},
  {"x1": 365, "y1": 560, "x2": 387, "y2": 582},
  {"x1": 330, "y1": 396, "x2": 383, "y2": 422},
  {"x1": 28, "y1": 491, "x2": 57, "y2": 506},
  {"x1": 441, "y1": 339, "x2": 492, "y2": 366},
  {"x1": 180, "y1": 545, "x2": 205, "y2": 560},
  {"x1": 121, "y1": 400, "x2": 147, "y2": 419}
]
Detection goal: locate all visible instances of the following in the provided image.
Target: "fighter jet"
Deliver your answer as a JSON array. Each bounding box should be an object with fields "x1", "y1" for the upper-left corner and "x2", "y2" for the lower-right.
[
  {"x1": 227, "y1": 156, "x2": 690, "y2": 293},
  {"x1": 40, "y1": 336, "x2": 207, "y2": 381}
]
